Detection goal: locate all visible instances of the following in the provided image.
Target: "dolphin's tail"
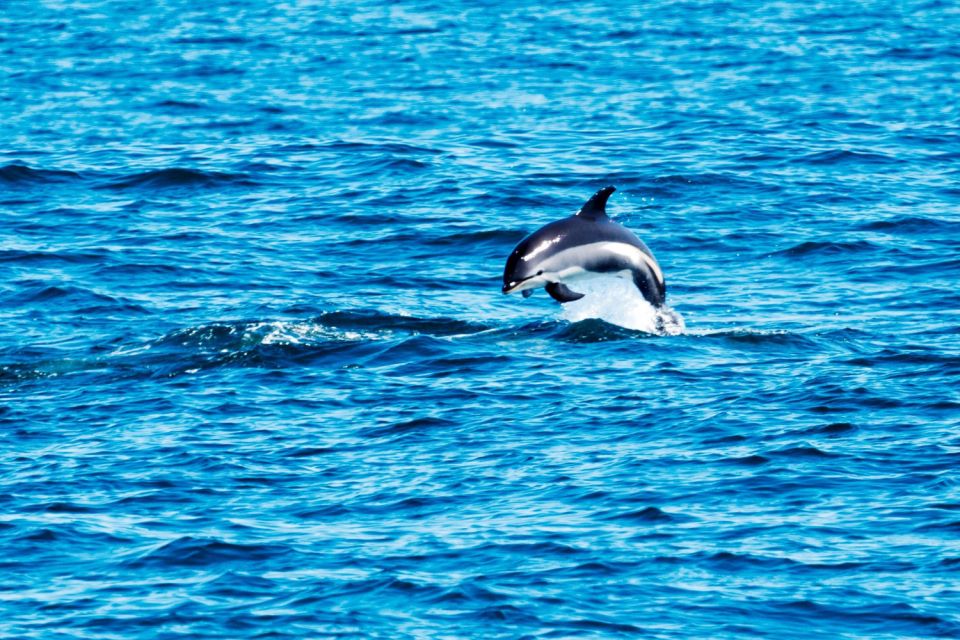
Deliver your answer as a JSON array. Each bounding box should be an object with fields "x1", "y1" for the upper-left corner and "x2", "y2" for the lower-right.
[{"x1": 633, "y1": 269, "x2": 666, "y2": 307}]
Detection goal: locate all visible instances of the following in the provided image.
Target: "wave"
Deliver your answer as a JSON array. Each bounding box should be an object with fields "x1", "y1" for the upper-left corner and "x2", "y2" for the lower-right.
[
  {"x1": 316, "y1": 309, "x2": 490, "y2": 336},
  {"x1": 0, "y1": 249, "x2": 105, "y2": 265},
  {"x1": 6, "y1": 283, "x2": 122, "y2": 306},
  {"x1": 152, "y1": 99, "x2": 206, "y2": 109},
  {"x1": 556, "y1": 276, "x2": 685, "y2": 335},
  {"x1": 0, "y1": 163, "x2": 81, "y2": 184},
  {"x1": 0, "y1": 311, "x2": 494, "y2": 387},
  {"x1": 169, "y1": 35, "x2": 250, "y2": 45},
  {"x1": 322, "y1": 140, "x2": 442, "y2": 155},
  {"x1": 123, "y1": 536, "x2": 290, "y2": 569},
  {"x1": 767, "y1": 239, "x2": 878, "y2": 257},
  {"x1": 102, "y1": 167, "x2": 256, "y2": 189},
  {"x1": 421, "y1": 228, "x2": 526, "y2": 247},
  {"x1": 603, "y1": 506, "x2": 679, "y2": 523},
  {"x1": 361, "y1": 157, "x2": 431, "y2": 173},
  {"x1": 698, "y1": 329, "x2": 822, "y2": 350},
  {"x1": 858, "y1": 216, "x2": 955, "y2": 233},
  {"x1": 791, "y1": 149, "x2": 903, "y2": 166}
]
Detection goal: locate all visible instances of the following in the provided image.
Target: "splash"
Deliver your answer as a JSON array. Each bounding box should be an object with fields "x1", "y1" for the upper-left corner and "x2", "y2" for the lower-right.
[{"x1": 557, "y1": 275, "x2": 685, "y2": 335}]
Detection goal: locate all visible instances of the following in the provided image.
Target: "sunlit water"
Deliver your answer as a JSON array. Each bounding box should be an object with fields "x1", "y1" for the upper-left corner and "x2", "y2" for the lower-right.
[{"x1": 2, "y1": 1, "x2": 959, "y2": 638}]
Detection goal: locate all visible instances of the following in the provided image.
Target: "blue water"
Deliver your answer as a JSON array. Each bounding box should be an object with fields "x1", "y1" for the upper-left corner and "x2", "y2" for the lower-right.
[{"x1": 3, "y1": 1, "x2": 960, "y2": 637}]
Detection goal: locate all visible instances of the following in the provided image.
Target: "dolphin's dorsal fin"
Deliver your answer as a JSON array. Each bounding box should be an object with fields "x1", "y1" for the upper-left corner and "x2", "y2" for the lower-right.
[{"x1": 576, "y1": 186, "x2": 616, "y2": 220}]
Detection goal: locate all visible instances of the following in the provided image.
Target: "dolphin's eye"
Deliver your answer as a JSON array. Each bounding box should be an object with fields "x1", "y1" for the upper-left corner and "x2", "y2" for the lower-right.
[{"x1": 537, "y1": 270, "x2": 543, "y2": 275}]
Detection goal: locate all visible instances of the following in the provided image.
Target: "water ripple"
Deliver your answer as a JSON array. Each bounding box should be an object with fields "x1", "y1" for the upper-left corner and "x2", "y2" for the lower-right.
[{"x1": 2, "y1": 0, "x2": 959, "y2": 637}]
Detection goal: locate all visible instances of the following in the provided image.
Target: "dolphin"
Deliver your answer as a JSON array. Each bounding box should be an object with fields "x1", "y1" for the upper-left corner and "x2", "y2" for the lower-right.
[{"x1": 501, "y1": 186, "x2": 666, "y2": 306}]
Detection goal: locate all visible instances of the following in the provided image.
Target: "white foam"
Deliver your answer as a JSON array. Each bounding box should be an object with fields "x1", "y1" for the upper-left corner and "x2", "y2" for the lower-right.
[
  {"x1": 557, "y1": 275, "x2": 685, "y2": 335},
  {"x1": 247, "y1": 321, "x2": 385, "y2": 346}
]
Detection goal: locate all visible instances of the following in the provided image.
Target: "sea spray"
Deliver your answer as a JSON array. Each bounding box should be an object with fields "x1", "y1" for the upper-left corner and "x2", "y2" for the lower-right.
[{"x1": 558, "y1": 275, "x2": 685, "y2": 335}]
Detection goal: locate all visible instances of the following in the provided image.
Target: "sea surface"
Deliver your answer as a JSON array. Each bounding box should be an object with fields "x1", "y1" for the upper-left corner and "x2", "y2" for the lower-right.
[{"x1": 2, "y1": 1, "x2": 960, "y2": 638}]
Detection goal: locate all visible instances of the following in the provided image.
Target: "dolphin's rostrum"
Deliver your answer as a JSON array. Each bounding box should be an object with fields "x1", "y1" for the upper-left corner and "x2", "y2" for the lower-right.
[{"x1": 502, "y1": 186, "x2": 666, "y2": 306}]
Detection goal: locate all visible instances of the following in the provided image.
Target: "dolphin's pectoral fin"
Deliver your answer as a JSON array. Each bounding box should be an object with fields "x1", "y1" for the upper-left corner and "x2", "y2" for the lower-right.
[
  {"x1": 522, "y1": 289, "x2": 533, "y2": 298},
  {"x1": 546, "y1": 282, "x2": 585, "y2": 303}
]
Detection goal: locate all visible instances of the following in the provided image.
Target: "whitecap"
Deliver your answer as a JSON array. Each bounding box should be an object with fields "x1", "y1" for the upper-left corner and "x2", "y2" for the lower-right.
[{"x1": 557, "y1": 275, "x2": 685, "y2": 335}]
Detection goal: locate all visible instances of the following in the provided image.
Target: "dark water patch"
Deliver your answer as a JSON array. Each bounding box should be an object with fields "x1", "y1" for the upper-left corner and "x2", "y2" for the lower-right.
[
  {"x1": 553, "y1": 618, "x2": 646, "y2": 634},
  {"x1": 317, "y1": 309, "x2": 490, "y2": 336},
  {"x1": 124, "y1": 537, "x2": 290, "y2": 569},
  {"x1": 0, "y1": 197, "x2": 40, "y2": 206},
  {"x1": 858, "y1": 216, "x2": 955, "y2": 234},
  {"x1": 102, "y1": 168, "x2": 256, "y2": 189},
  {"x1": 293, "y1": 503, "x2": 353, "y2": 519},
  {"x1": 462, "y1": 603, "x2": 541, "y2": 624},
  {"x1": 170, "y1": 35, "x2": 250, "y2": 45},
  {"x1": 142, "y1": 339, "x2": 383, "y2": 378},
  {"x1": 467, "y1": 138, "x2": 520, "y2": 149},
  {"x1": 153, "y1": 99, "x2": 206, "y2": 109},
  {"x1": 284, "y1": 446, "x2": 337, "y2": 458},
  {"x1": 914, "y1": 520, "x2": 960, "y2": 533},
  {"x1": 726, "y1": 454, "x2": 771, "y2": 466},
  {"x1": 0, "y1": 362, "x2": 53, "y2": 384},
  {"x1": 16, "y1": 528, "x2": 58, "y2": 542},
  {"x1": 797, "y1": 422, "x2": 860, "y2": 437},
  {"x1": 364, "y1": 494, "x2": 463, "y2": 516},
  {"x1": 422, "y1": 228, "x2": 527, "y2": 247},
  {"x1": 767, "y1": 239, "x2": 879, "y2": 258},
  {"x1": 770, "y1": 444, "x2": 837, "y2": 459},
  {"x1": 5, "y1": 283, "x2": 119, "y2": 306},
  {"x1": 0, "y1": 249, "x2": 106, "y2": 265},
  {"x1": 389, "y1": 354, "x2": 512, "y2": 378},
  {"x1": 705, "y1": 329, "x2": 820, "y2": 352},
  {"x1": 554, "y1": 319, "x2": 655, "y2": 343},
  {"x1": 354, "y1": 111, "x2": 450, "y2": 127},
  {"x1": 927, "y1": 400, "x2": 960, "y2": 410},
  {"x1": 0, "y1": 317, "x2": 403, "y2": 386},
  {"x1": 792, "y1": 149, "x2": 902, "y2": 165},
  {"x1": 11, "y1": 524, "x2": 131, "y2": 546},
  {"x1": 322, "y1": 140, "x2": 442, "y2": 155},
  {"x1": 700, "y1": 551, "x2": 800, "y2": 571},
  {"x1": 357, "y1": 157, "x2": 432, "y2": 175},
  {"x1": 201, "y1": 119, "x2": 259, "y2": 130},
  {"x1": 604, "y1": 506, "x2": 679, "y2": 523},
  {"x1": 844, "y1": 349, "x2": 960, "y2": 371},
  {"x1": 429, "y1": 581, "x2": 510, "y2": 604},
  {"x1": 886, "y1": 44, "x2": 960, "y2": 60},
  {"x1": 653, "y1": 172, "x2": 754, "y2": 187},
  {"x1": 0, "y1": 163, "x2": 81, "y2": 184},
  {"x1": 343, "y1": 26, "x2": 447, "y2": 38},
  {"x1": 21, "y1": 501, "x2": 98, "y2": 514},
  {"x1": 77, "y1": 301, "x2": 152, "y2": 315},
  {"x1": 476, "y1": 540, "x2": 585, "y2": 558},
  {"x1": 470, "y1": 190, "x2": 552, "y2": 209},
  {"x1": 896, "y1": 256, "x2": 960, "y2": 276},
  {"x1": 236, "y1": 160, "x2": 290, "y2": 174},
  {"x1": 93, "y1": 261, "x2": 190, "y2": 277},
  {"x1": 772, "y1": 599, "x2": 957, "y2": 635},
  {"x1": 198, "y1": 571, "x2": 279, "y2": 598},
  {"x1": 358, "y1": 416, "x2": 455, "y2": 440},
  {"x1": 179, "y1": 65, "x2": 245, "y2": 78}
]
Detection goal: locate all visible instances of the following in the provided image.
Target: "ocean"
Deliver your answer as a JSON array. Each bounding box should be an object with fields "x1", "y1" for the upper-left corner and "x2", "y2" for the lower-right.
[{"x1": 2, "y1": 1, "x2": 959, "y2": 637}]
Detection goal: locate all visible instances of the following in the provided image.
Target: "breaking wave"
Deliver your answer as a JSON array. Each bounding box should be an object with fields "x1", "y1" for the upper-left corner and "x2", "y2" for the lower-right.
[{"x1": 557, "y1": 275, "x2": 685, "y2": 335}]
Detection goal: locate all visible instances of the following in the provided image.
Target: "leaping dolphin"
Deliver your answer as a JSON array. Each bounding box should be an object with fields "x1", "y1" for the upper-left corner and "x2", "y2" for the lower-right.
[{"x1": 502, "y1": 186, "x2": 666, "y2": 306}]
